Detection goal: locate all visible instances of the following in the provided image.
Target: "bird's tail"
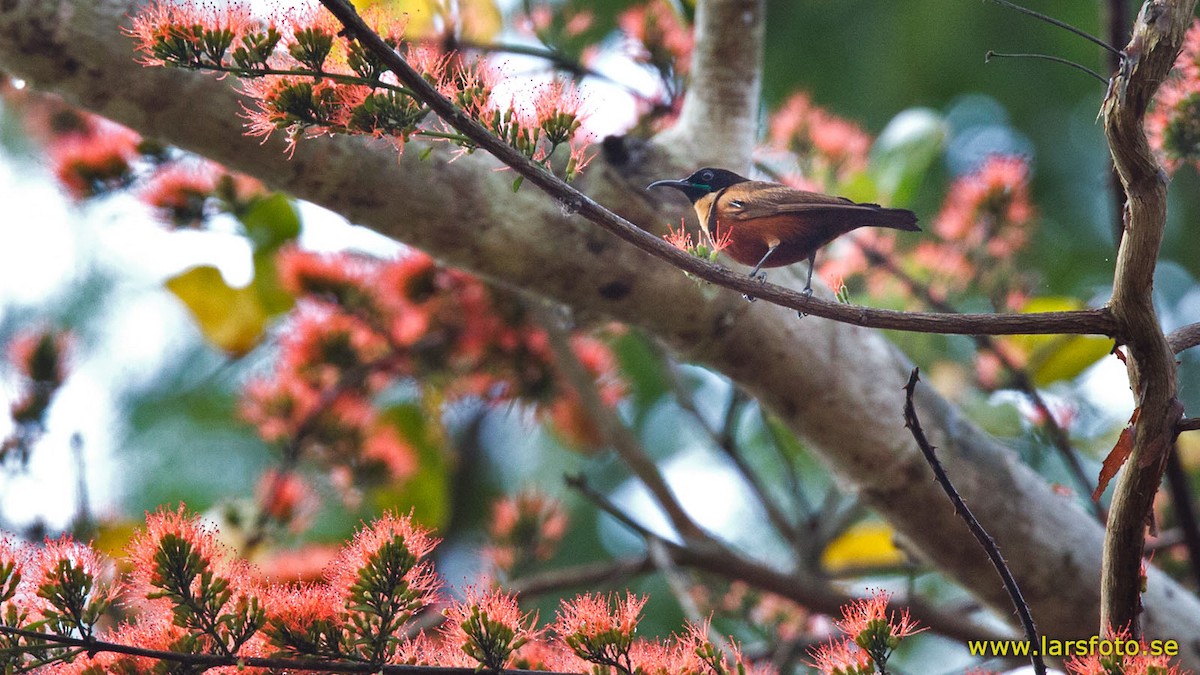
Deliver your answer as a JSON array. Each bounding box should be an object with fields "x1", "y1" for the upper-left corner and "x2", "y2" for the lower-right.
[{"x1": 870, "y1": 205, "x2": 921, "y2": 232}]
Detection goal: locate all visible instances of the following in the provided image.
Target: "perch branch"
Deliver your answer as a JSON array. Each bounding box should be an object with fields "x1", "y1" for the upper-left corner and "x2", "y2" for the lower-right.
[{"x1": 314, "y1": 0, "x2": 1119, "y2": 339}]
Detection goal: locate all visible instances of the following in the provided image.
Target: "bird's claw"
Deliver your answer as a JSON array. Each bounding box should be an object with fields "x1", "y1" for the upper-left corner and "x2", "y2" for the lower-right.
[
  {"x1": 742, "y1": 293, "x2": 758, "y2": 303},
  {"x1": 796, "y1": 286, "x2": 813, "y2": 318},
  {"x1": 752, "y1": 272, "x2": 767, "y2": 283}
]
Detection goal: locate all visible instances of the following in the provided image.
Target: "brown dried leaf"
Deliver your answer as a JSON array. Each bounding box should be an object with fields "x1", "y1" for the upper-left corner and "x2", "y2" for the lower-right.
[{"x1": 1093, "y1": 407, "x2": 1141, "y2": 501}]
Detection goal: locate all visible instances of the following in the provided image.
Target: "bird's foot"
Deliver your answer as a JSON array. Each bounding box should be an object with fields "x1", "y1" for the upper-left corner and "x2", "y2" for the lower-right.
[
  {"x1": 742, "y1": 293, "x2": 758, "y2": 303},
  {"x1": 752, "y1": 271, "x2": 767, "y2": 283},
  {"x1": 797, "y1": 286, "x2": 813, "y2": 318}
]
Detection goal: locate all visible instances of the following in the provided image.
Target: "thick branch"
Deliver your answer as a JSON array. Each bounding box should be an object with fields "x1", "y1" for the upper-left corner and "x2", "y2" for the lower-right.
[
  {"x1": 653, "y1": 0, "x2": 764, "y2": 170},
  {"x1": 315, "y1": 0, "x2": 1116, "y2": 340},
  {"x1": 3, "y1": 0, "x2": 1200, "y2": 667},
  {"x1": 1099, "y1": 0, "x2": 1194, "y2": 634}
]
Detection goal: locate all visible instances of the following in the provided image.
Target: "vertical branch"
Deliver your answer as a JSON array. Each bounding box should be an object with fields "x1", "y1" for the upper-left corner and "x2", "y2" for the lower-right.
[
  {"x1": 1105, "y1": 0, "x2": 1132, "y2": 246},
  {"x1": 654, "y1": 0, "x2": 765, "y2": 170},
  {"x1": 1163, "y1": 446, "x2": 1200, "y2": 590},
  {"x1": 1099, "y1": 0, "x2": 1193, "y2": 634}
]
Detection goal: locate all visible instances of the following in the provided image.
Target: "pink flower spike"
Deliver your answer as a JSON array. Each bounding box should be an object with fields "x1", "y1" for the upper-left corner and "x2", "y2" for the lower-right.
[
  {"x1": 443, "y1": 586, "x2": 539, "y2": 670},
  {"x1": 808, "y1": 637, "x2": 874, "y2": 675},
  {"x1": 326, "y1": 511, "x2": 441, "y2": 611},
  {"x1": 556, "y1": 591, "x2": 647, "y2": 669}
]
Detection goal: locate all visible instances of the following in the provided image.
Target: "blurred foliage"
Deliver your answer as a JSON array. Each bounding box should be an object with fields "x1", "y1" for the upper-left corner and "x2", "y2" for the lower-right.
[
  {"x1": 760, "y1": 0, "x2": 1199, "y2": 292},
  {"x1": 2, "y1": 2, "x2": 1200, "y2": 671}
]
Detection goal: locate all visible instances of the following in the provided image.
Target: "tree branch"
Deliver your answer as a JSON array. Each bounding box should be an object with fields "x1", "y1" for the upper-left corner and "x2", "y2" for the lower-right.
[
  {"x1": 1099, "y1": 0, "x2": 1195, "y2": 634},
  {"x1": 653, "y1": 0, "x2": 764, "y2": 170},
  {"x1": 0, "y1": 625, "x2": 576, "y2": 675},
  {"x1": 3, "y1": 0, "x2": 1200, "y2": 665},
  {"x1": 314, "y1": 0, "x2": 1116, "y2": 339},
  {"x1": 903, "y1": 369, "x2": 1045, "y2": 675},
  {"x1": 1167, "y1": 321, "x2": 1200, "y2": 354},
  {"x1": 536, "y1": 303, "x2": 706, "y2": 541}
]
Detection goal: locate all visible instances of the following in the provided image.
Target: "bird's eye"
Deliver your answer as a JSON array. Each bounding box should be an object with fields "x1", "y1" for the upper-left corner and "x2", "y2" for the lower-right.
[{"x1": 700, "y1": 170, "x2": 714, "y2": 181}]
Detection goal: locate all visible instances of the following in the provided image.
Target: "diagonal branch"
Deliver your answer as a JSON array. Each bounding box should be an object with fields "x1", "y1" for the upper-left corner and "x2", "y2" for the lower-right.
[
  {"x1": 4, "y1": 0, "x2": 1200, "y2": 664},
  {"x1": 903, "y1": 369, "x2": 1045, "y2": 675},
  {"x1": 314, "y1": 0, "x2": 1116, "y2": 339}
]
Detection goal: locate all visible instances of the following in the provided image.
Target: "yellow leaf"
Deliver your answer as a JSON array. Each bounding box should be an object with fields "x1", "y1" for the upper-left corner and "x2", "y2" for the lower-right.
[
  {"x1": 820, "y1": 521, "x2": 905, "y2": 573},
  {"x1": 166, "y1": 266, "x2": 269, "y2": 357},
  {"x1": 355, "y1": 0, "x2": 500, "y2": 42},
  {"x1": 1003, "y1": 297, "x2": 1113, "y2": 386}
]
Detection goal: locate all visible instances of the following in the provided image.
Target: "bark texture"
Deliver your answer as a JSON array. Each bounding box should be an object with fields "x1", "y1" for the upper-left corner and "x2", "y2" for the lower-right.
[{"x1": 1, "y1": 0, "x2": 1198, "y2": 664}]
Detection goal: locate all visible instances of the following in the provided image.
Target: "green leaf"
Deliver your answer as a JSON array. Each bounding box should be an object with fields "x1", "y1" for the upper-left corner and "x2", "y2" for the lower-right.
[
  {"x1": 868, "y1": 107, "x2": 947, "y2": 205},
  {"x1": 237, "y1": 194, "x2": 301, "y2": 253},
  {"x1": 165, "y1": 266, "x2": 270, "y2": 356},
  {"x1": 251, "y1": 250, "x2": 296, "y2": 317},
  {"x1": 367, "y1": 402, "x2": 450, "y2": 528}
]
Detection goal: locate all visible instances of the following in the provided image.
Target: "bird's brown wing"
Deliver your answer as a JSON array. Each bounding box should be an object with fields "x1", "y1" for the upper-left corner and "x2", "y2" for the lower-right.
[{"x1": 719, "y1": 183, "x2": 878, "y2": 221}]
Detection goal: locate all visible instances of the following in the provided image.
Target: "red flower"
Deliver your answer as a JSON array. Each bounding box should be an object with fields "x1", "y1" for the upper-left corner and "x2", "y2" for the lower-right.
[
  {"x1": 48, "y1": 123, "x2": 140, "y2": 199},
  {"x1": 140, "y1": 162, "x2": 220, "y2": 227},
  {"x1": 325, "y1": 511, "x2": 441, "y2": 610},
  {"x1": 555, "y1": 591, "x2": 646, "y2": 670},
  {"x1": 443, "y1": 586, "x2": 539, "y2": 670},
  {"x1": 808, "y1": 638, "x2": 874, "y2": 675}
]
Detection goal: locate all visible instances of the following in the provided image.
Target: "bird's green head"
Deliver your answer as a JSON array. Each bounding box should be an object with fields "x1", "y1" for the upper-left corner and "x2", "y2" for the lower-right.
[{"x1": 647, "y1": 167, "x2": 749, "y2": 204}]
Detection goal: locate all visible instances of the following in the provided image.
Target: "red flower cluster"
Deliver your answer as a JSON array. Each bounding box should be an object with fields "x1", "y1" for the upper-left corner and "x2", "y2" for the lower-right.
[
  {"x1": 619, "y1": 0, "x2": 695, "y2": 76},
  {"x1": 1065, "y1": 628, "x2": 1186, "y2": 675},
  {"x1": 242, "y1": 247, "x2": 625, "y2": 493},
  {"x1": 1148, "y1": 20, "x2": 1200, "y2": 174},
  {"x1": 127, "y1": 1, "x2": 592, "y2": 178},
  {"x1": 3, "y1": 328, "x2": 72, "y2": 464},
  {"x1": 807, "y1": 589, "x2": 924, "y2": 675},
  {"x1": 0, "y1": 509, "x2": 775, "y2": 674},
  {"x1": 767, "y1": 93, "x2": 872, "y2": 189},
  {"x1": 47, "y1": 119, "x2": 141, "y2": 200},
  {"x1": 483, "y1": 490, "x2": 569, "y2": 577},
  {"x1": 819, "y1": 154, "x2": 1035, "y2": 307}
]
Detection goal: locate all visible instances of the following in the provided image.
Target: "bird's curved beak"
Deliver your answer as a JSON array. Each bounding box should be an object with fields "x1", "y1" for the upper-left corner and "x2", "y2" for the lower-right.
[{"x1": 646, "y1": 178, "x2": 692, "y2": 192}]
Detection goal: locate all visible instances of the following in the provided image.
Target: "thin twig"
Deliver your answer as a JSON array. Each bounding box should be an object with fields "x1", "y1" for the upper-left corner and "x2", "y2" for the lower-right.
[
  {"x1": 507, "y1": 556, "x2": 654, "y2": 597},
  {"x1": 661, "y1": 358, "x2": 801, "y2": 546},
  {"x1": 536, "y1": 303, "x2": 705, "y2": 541},
  {"x1": 647, "y1": 539, "x2": 707, "y2": 625},
  {"x1": 564, "y1": 473, "x2": 660, "y2": 541},
  {"x1": 1163, "y1": 445, "x2": 1200, "y2": 590},
  {"x1": 0, "y1": 625, "x2": 577, "y2": 675},
  {"x1": 854, "y1": 240, "x2": 1103, "y2": 520},
  {"x1": 564, "y1": 471, "x2": 1012, "y2": 645},
  {"x1": 902, "y1": 368, "x2": 1046, "y2": 675},
  {"x1": 314, "y1": 0, "x2": 1119, "y2": 339},
  {"x1": 985, "y1": 0, "x2": 1122, "y2": 55},
  {"x1": 985, "y1": 51, "x2": 1108, "y2": 83}
]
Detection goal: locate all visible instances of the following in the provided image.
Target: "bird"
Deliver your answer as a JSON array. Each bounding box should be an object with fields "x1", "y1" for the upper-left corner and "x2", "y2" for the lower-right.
[{"x1": 648, "y1": 167, "x2": 920, "y2": 297}]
